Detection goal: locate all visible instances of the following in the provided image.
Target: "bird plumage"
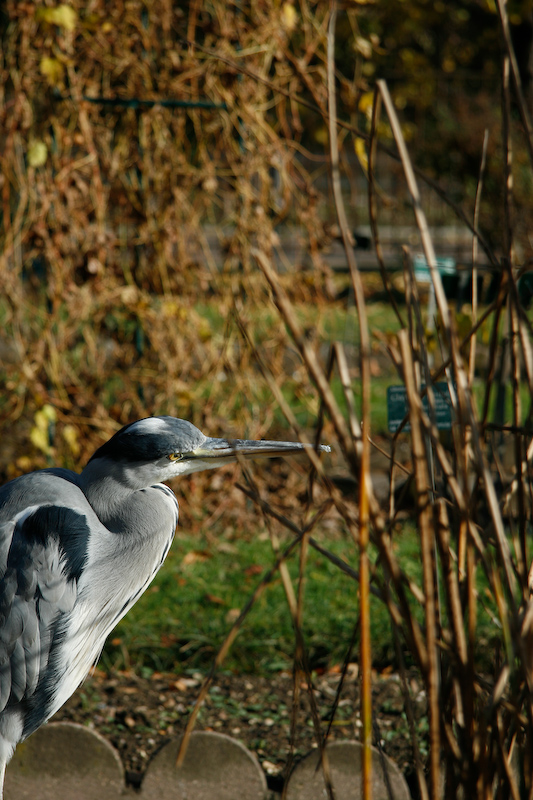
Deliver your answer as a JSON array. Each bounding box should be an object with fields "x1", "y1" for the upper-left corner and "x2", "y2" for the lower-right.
[
  {"x1": 0, "y1": 416, "x2": 328, "y2": 795},
  {"x1": 0, "y1": 467, "x2": 178, "y2": 765}
]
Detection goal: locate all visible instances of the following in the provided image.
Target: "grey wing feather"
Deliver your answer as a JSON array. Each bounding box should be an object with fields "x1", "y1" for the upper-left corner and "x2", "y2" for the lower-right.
[
  {"x1": 0, "y1": 651, "x2": 10, "y2": 712},
  {"x1": 10, "y1": 638, "x2": 26, "y2": 702},
  {"x1": 0, "y1": 494, "x2": 87, "y2": 714},
  {"x1": 22, "y1": 609, "x2": 40, "y2": 697}
]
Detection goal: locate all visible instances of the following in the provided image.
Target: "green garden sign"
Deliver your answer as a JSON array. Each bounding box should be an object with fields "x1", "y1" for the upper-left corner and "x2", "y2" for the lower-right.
[
  {"x1": 413, "y1": 254, "x2": 457, "y2": 282},
  {"x1": 387, "y1": 383, "x2": 454, "y2": 433}
]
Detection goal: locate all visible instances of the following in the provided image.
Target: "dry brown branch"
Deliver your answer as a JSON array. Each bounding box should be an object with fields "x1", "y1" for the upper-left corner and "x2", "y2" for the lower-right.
[
  {"x1": 253, "y1": 257, "x2": 430, "y2": 689},
  {"x1": 368, "y1": 88, "x2": 405, "y2": 328},
  {"x1": 502, "y1": 55, "x2": 514, "y2": 263},
  {"x1": 496, "y1": 0, "x2": 533, "y2": 168},
  {"x1": 377, "y1": 80, "x2": 451, "y2": 339},
  {"x1": 327, "y1": 9, "x2": 372, "y2": 795},
  {"x1": 333, "y1": 342, "x2": 362, "y2": 449},
  {"x1": 398, "y1": 330, "x2": 441, "y2": 800},
  {"x1": 469, "y1": 128, "x2": 489, "y2": 385}
]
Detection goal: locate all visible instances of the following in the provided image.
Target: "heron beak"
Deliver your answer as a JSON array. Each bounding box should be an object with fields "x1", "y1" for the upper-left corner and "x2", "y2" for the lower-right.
[
  {"x1": 174, "y1": 437, "x2": 330, "y2": 477},
  {"x1": 190, "y1": 437, "x2": 330, "y2": 464}
]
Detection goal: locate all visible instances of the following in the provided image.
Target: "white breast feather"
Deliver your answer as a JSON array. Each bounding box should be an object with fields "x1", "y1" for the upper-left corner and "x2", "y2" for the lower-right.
[{"x1": 50, "y1": 487, "x2": 177, "y2": 712}]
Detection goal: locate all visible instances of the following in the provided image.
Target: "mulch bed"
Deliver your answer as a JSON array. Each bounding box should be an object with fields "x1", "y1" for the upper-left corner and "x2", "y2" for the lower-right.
[{"x1": 55, "y1": 666, "x2": 425, "y2": 794}]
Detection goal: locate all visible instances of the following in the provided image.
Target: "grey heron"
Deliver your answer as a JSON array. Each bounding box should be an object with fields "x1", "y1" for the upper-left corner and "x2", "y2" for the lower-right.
[{"x1": 0, "y1": 416, "x2": 329, "y2": 794}]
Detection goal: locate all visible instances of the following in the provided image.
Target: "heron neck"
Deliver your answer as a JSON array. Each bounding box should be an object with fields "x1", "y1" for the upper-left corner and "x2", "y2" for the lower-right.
[{"x1": 79, "y1": 457, "x2": 171, "y2": 534}]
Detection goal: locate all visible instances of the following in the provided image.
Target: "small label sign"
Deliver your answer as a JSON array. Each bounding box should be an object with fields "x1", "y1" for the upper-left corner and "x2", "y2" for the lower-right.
[
  {"x1": 413, "y1": 254, "x2": 456, "y2": 283},
  {"x1": 387, "y1": 383, "x2": 453, "y2": 433}
]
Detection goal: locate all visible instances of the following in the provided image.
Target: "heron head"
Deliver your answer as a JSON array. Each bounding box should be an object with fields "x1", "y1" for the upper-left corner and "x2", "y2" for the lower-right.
[{"x1": 86, "y1": 416, "x2": 329, "y2": 485}]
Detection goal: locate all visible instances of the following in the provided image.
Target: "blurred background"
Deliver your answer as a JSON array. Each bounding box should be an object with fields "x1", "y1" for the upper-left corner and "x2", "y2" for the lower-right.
[
  {"x1": 1, "y1": 0, "x2": 530, "y2": 474},
  {"x1": 2, "y1": 2, "x2": 533, "y2": 794}
]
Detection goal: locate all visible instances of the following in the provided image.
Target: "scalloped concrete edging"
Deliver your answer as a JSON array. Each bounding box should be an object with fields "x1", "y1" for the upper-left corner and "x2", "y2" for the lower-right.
[
  {"x1": 4, "y1": 722, "x2": 411, "y2": 799},
  {"x1": 5, "y1": 722, "x2": 124, "y2": 800},
  {"x1": 142, "y1": 731, "x2": 267, "y2": 800},
  {"x1": 285, "y1": 740, "x2": 411, "y2": 800}
]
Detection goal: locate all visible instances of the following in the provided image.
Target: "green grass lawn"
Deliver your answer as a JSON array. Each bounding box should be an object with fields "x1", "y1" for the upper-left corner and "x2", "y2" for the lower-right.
[
  {"x1": 102, "y1": 518, "x2": 499, "y2": 677},
  {"x1": 102, "y1": 527, "x2": 366, "y2": 675}
]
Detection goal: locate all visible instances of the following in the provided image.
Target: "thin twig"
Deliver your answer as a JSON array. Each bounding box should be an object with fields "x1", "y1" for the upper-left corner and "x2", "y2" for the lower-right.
[
  {"x1": 502, "y1": 56, "x2": 513, "y2": 263},
  {"x1": 367, "y1": 86, "x2": 405, "y2": 327},
  {"x1": 377, "y1": 80, "x2": 451, "y2": 339},
  {"x1": 496, "y1": 0, "x2": 533, "y2": 167},
  {"x1": 327, "y1": 8, "x2": 372, "y2": 796},
  {"x1": 399, "y1": 330, "x2": 441, "y2": 800},
  {"x1": 469, "y1": 128, "x2": 489, "y2": 385}
]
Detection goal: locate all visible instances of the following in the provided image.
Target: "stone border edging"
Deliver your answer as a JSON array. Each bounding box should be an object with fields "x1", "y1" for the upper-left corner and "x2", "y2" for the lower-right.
[
  {"x1": 285, "y1": 740, "x2": 411, "y2": 800},
  {"x1": 5, "y1": 721, "x2": 124, "y2": 800},
  {"x1": 5, "y1": 722, "x2": 411, "y2": 799}
]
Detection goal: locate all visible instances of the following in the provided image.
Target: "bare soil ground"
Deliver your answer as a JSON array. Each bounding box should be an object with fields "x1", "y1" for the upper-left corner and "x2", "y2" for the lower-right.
[{"x1": 55, "y1": 666, "x2": 425, "y2": 796}]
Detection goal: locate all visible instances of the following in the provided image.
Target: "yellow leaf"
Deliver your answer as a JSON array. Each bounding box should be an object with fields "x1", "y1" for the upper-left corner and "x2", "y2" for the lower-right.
[
  {"x1": 27, "y1": 141, "x2": 48, "y2": 167},
  {"x1": 30, "y1": 427, "x2": 51, "y2": 456},
  {"x1": 63, "y1": 425, "x2": 80, "y2": 457},
  {"x1": 425, "y1": 328, "x2": 438, "y2": 354},
  {"x1": 197, "y1": 317, "x2": 212, "y2": 342},
  {"x1": 162, "y1": 301, "x2": 187, "y2": 321},
  {"x1": 40, "y1": 57, "x2": 64, "y2": 86},
  {"x1": 314, "y1": 126, "x2": 328, "y2": 145},
  {"x1": 281, "y1": 2, "x2": 297, "y2": 31},
  {"x1": 34, "y1": 403, "x2": 57, "y2": 426},
  {"x1": 31, "y1": 405, "x2": 56, "y2": 455},
  {"x1": 354, "y1": 137, "x2": 368, "y2": 176},
  {"x1": 36, "y1": 5, "x2": 77, "y2": 31},
  {"x1": 162, "y1": 301, "x2": 179, "y2": 318},
  {"x1": 358, "y1": 92, "x2": 375, "y2": 116}
]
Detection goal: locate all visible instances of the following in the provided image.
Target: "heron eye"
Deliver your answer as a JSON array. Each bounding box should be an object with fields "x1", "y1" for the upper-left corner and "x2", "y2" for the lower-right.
[{"x1": 168, "y1": 452, "x2": 182, "y2": 462}]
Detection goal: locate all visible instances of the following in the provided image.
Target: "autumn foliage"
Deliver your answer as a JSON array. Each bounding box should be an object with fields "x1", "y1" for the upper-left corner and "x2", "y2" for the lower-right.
[{"x1": 0, "y1": 0, "x2": 340, "y2": 476}]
